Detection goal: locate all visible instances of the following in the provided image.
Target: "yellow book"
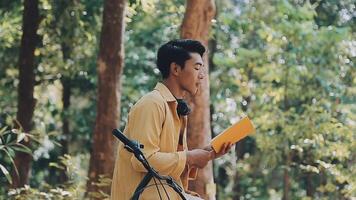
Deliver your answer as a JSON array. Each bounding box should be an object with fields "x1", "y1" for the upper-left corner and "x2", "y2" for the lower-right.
[{"x1": 211, "y1": 116, "x2": 256, "y2": 153}]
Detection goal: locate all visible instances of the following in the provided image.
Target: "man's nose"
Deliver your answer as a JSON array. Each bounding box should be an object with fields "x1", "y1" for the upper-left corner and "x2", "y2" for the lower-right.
[{"x1": 199, "y1": 69, "x2": 205, "y2": 79}]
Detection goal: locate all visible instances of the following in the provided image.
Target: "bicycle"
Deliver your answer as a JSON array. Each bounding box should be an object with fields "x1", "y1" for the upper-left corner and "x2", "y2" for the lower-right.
[{"x1": 112, "y1": 129, "x2": 187, "y2": 200}]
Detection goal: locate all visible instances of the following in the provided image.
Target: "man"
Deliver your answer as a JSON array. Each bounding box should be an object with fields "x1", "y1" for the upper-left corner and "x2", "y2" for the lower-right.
[{"x1": 111, "y1": 39, "x2": 231, "y2": 200}]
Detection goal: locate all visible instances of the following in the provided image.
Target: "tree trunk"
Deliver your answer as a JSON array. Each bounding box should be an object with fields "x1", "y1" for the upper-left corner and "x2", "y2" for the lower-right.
[
  {"x1": 283, "y1": 153, "x2": 291, "y2": 200},
  {"x1": 56, "y1": 0, "x2": 75, "y2": 183},
  {"x1": 181, "y1": 0, "x2": 216, "y2": 199},
  {"x1": 232, "y1": 143, "x2": 243, "y2": 200},
  {"x1": 305, "y1": 172, "x2": 314, "y2": 197},
  {"x1": 61, "y1": 39, "x2": 74, "y2": 158},
  {"x1": 233, "y1": 66, "x2": 253, "y2": 199},
  {"x1": 59, "y1": 76, "x2": 71, "y2": 183},
  {"x1": 11, "y1": 0, "x2": 40, "y2": 188},
  {"x1": 282, "y1": 46, "x2": 291, "y2": 200},
  {"x1": 86, "y1": 0, "x2": 126, "y2": 196},
  {"x1": 61, "y1": 78, "x2": 70, "y2": 155}
]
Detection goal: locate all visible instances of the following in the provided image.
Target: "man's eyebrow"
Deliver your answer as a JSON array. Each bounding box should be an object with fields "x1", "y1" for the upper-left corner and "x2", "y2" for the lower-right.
[{"x1": 195, "y1": 62, "x2": 203, "y2": 66}]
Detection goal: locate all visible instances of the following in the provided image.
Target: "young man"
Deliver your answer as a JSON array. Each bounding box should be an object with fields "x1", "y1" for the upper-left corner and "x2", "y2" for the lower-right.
[{"x1": 111, "y1": 39, "x2": 231, "y2": 200}]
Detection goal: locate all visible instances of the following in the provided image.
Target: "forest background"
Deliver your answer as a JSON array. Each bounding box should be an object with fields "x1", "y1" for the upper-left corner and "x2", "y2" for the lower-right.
[{"x1": 0, "y1": 0, "x2": 355, "y2": 199}]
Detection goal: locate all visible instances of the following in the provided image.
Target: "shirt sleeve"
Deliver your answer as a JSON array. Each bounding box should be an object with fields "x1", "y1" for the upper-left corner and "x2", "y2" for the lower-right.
[{"x1": 127, "y1": 99, "x2": 187, "y2": 179}]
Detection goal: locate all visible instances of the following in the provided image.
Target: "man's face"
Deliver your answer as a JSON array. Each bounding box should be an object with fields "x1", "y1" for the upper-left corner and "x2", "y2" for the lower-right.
[{"x1": 178, "y1": 52, "x2": 205, "y2": 96}]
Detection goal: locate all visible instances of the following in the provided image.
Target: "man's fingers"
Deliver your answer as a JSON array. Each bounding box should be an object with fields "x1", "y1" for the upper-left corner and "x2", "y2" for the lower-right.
[
  {"x1": 219, "y1": 143, "x2": 227, "y2": 154},
  {"x1": 209, "y1": 150, "x2": 216, "y2": 160},
  {"x1": 228, "y1": 143, "x2": 233, "y2": 150},
  {"x1": 220, "y1": 143, "x2": 230, "y2": 154},
  {"x1": 208, "y1": 143, "x2": 233, "y2": 161},
  {"x1": 219, "y1": 143, "x2": 232, "y2": 155},
  {"x1": 225, "y1": 143, "x2": 232, "y2": 152}
]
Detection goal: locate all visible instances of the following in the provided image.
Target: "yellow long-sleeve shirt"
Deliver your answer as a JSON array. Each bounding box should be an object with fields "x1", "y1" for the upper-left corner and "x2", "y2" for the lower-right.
[{"x1": 111, "y1": 82, "x2": 196, "y2": 200}]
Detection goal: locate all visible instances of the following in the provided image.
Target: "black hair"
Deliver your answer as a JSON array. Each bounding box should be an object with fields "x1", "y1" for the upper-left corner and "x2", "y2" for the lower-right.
[{"x1": 156, "y1": 39, "x2": 206, "y2": 79}]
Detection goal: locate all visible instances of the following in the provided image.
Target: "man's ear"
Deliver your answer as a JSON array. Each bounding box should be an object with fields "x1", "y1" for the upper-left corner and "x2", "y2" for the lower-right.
[{"x1": 170, "y1": 62, "x2": 181, "y2": 77}]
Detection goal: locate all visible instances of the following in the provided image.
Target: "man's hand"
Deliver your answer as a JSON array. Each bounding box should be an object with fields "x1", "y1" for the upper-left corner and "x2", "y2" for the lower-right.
[
  {"x1": 204, "y1": 142, "x2": 233, "y2": 159},
  {"x1": 186, "y1": 149, "x2": 212, "y2": 168},
  {"x1": 186, "y1": 143, "x2": 233, "y2": 168}
]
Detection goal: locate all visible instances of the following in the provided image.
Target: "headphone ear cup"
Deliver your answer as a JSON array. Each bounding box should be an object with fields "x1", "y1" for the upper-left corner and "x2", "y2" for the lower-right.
[{"x1": 176, "y1": 99, "x2": 191, "y2": 116}]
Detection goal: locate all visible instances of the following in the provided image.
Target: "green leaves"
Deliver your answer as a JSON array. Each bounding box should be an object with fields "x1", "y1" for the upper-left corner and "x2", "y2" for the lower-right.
[
  {"x1": 0, "y1": 164, "x2": 12, "y2": 184},
  {"x1": 0, "y1": 127, "x2": 35, "y2": 185},
  {"x1": 213, "y1": 0, "x2": 355, "y2": 199}
]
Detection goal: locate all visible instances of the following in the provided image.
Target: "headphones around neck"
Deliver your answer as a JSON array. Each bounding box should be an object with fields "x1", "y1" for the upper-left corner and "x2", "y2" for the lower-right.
[{"x1": 176, "y1": 99, "x2": 191, "y2": 116}]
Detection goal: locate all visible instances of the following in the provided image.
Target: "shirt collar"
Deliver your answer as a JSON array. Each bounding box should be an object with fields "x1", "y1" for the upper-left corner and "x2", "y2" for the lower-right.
[{"x1": 154, "y1": 82, "x2": 177, "y2": 103}]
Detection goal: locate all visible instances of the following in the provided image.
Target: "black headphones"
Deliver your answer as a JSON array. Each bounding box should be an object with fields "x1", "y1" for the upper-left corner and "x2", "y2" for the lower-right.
[{"x1": 176, "y1": 99, "x2": 191, "y2": 116}]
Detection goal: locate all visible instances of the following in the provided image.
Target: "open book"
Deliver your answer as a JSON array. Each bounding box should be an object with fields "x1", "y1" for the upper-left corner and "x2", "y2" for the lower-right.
[{"x1": 211, "y1": 116, "x2": 255, "y2": 153}]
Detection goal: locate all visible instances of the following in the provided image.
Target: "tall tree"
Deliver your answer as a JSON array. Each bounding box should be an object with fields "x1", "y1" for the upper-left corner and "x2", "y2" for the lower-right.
[
  {"x1": 11, "y1": 0, "x2": 41, "y2": 188},
  {"x1": 57, "y1": 0, "x2": 74, "y2": 157},
  {"x1": 181, "y1": 0, "x2": 216, "y2": 199},
  {"x1": 87, "y1": 0, "x2": 126, "y2": 196}
]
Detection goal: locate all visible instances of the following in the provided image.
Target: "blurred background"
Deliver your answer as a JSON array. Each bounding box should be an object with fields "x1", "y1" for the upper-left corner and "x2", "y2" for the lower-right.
[{"x1": 0, "y1": 0, "x2": 355, "y2": 199}]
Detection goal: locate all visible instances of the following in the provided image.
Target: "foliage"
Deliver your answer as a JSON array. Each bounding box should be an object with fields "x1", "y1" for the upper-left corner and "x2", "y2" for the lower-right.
[
  {"x1": 0, "y1": 127, "x2": 32, "y2": 185},
  {"x1": 7, "y1": 154, "x2": 90, "y2": 200},
  {"x1": 0, "y1": 0, "x2": 355, "y2": 199},
  {"x1": 120, "y1": 0, "x2": 185, "y2": 127},
  {"x1": 86, "y1": 174, "x2": 111, "y2": 200},
  {"x1": 212, "y1": 0, "x2": 355, "y2": 199},
  {"x1": 0, "y1": 124, "x2": 58, "y2": 196}
]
